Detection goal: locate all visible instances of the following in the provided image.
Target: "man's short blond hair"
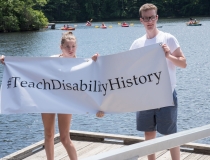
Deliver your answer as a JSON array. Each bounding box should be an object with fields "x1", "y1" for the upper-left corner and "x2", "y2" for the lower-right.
[{"x1": 139, "y1": 3, "x2": 158, "y2": 17}]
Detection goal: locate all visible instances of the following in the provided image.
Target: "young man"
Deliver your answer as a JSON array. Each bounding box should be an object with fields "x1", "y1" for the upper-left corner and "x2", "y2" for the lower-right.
[{"x1": 130, "y1": 3, "x2": 187, "y2": 160}]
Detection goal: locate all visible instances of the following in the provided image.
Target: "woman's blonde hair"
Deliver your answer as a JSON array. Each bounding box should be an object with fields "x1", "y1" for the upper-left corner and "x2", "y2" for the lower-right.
[
  {"x1": 61, "y1": 31, "x2": 76, "y2": 45},
  {"x1": 139, "y1": 3, "x2": 158, "y2": 17}
]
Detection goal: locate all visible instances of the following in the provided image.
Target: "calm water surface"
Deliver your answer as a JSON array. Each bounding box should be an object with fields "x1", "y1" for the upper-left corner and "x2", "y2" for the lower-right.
[{"x1": 0, "y1": 17, "x2": 210, "y2": 158}]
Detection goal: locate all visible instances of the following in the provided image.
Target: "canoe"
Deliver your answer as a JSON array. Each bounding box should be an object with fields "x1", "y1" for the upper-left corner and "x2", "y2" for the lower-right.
[
  {"x1": 121, "y1": 24, "x2": 129, "y2": 27},
  {"x1": 61, "y1": 27, "x2": 75, "y2": 30},
  {"x1": 100, "y1": 26, "x2": 107, "y2": 29}
]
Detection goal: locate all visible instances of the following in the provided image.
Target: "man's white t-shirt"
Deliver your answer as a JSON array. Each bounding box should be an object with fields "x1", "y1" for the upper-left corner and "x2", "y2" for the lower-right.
[{"x1": 130, "y1": 31, "x2": 180, "y2": 92}]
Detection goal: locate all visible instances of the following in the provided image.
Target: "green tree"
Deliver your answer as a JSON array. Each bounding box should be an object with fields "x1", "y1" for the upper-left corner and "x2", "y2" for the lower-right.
[
  {"x1": 0, "y1": 0, "x2": 48, "y2": 32},
  {"x1": 40, "y1": 0, "x2": 210, "y2": 22}
]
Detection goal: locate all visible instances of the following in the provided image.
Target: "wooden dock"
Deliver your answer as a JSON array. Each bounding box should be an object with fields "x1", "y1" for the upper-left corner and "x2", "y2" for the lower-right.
[
  {"x1": 2, "y1": 130, "x2": 210, "y2": 160},
  {"x1": 48, "y1": 23, "x2": 56, "y2": 29}
]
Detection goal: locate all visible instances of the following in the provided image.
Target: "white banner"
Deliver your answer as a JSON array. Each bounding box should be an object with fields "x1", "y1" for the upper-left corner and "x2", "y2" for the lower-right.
[{"x1": 0, "y1": 43, "x2": 173, "y2": 114}]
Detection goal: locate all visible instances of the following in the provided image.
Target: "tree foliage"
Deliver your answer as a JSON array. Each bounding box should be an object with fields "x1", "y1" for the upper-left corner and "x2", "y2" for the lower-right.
[
  {"x1": 1, "y1": 0, "x2": 209, "y2": 32},
  {"x1": 0, "y1": 0, "x2": 48, "y2": 32},
  {"x1": 42, "y1": 0, "x2": 210, "y2": 22}
]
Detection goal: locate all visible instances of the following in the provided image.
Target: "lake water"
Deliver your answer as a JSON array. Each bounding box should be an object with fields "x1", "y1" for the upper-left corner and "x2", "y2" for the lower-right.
[{"x1": 0, "y1": 17, "x2": 210, "y2": 158}]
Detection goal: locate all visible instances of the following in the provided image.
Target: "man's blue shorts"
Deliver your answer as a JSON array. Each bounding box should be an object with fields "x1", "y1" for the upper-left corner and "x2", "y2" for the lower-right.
[{"x1": 136, "y1": 90, "x2": 178, "y2": 135}]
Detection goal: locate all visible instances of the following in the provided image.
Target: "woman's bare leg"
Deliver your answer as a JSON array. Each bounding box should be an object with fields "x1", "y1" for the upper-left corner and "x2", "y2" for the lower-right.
[
  {"x1": 58, "y1": 114, "x2": 77, "y2": 160},
  {"x1": 42, "y1": 113, "x2": 56, "y2": 160}
]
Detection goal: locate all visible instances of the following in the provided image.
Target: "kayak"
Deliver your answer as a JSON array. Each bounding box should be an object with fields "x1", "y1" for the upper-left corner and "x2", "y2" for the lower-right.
[
  {"x1": 121, "y1": 24, "x2": 129, "y2": 27},
  {"x1": 100, "y1": 26, "x2": 107, "y2": 29},
  {"x1": 187, "y1": 23, "x2": 202, "y2": 26},
  {"x1": 186, "y1": 22, "x2": 201, "y2": 26},
  {"x1": 61, "y1": 27, "x2": 75, "y2": 30},
  {"x1": 86, "y1": 23, "x2": 91, "y2": 26}
]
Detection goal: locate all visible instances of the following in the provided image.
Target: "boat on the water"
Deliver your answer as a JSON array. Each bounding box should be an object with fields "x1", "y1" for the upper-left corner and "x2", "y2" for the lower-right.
[
  {"x1": 186, "y1": 21, "x2": 202, "y2": 26},
  {"x1": 86, "y1": 23, "x2": 91, "y2": 26},
  {"x1": 86, "y1": 19, "x2": 92, "y2": 26},
  {"x1": 121, "y1": 24, "x2": 129, "y2": 27},
  {"x1": 100, "y1": 26, "x2": 107, "y2": 29},
  {"x1": 186, "y1": 23, "x2": 202, "y2": 26},
  {"x1": 61, "y1": 27, "x2": 75, "y2": 30}
]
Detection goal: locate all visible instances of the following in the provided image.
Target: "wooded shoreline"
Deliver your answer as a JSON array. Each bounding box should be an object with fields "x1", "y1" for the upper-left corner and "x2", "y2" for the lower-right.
[{"x1": 1, "y1": 0, "x2": 210, "y2": 32}]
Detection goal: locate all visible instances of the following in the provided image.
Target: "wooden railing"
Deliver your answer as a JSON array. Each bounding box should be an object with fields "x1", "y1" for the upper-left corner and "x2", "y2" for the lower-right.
[{"x1": 82, "y1": 124, "x2": 210, "y2": 160}]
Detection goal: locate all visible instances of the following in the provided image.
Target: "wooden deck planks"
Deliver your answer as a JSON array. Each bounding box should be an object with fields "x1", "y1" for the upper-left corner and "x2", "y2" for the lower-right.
[
  {"x1": 81, "y1": 143, "x2": 124, "y2": 158},
  {"x1": 21, "y1": 141, "x2": 210, "y2": 160},
  {"x1": 22, "y1": 140, "x2": 123, "y2": 160},
  {"x1": 138, "y1": 150, "x2": 168, "y2": 160},
  {"x1": 23, "y1": 142, "x2": 65, "y2": 160},
  {"x1": 200, "y1": 155, "x2": 210, "y2": 160},
  {"x1": 77, "y1": 142, "x2": 122, "y2": 159},
  {"x1": 60, "y1": 142, "x2": 123, "y2": 160},
  {"x1": 137, "y1": 150, "x2": 210, "y2": 160},
  {"x1": 183, "y1": 153, "x2": 203, "y2": 160},
  {"x1": 156, "y1": 150, "x2": 172, "y2": 160},
  {"x1": 3, "y1": 130, "x2": 210, "y2": 160},
  {"x1": 180, "y1": 151, "x2": 192, "y2": 159},
  {"x1": 55, "y1": 141, "x2": 94, "y2": 160}
]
